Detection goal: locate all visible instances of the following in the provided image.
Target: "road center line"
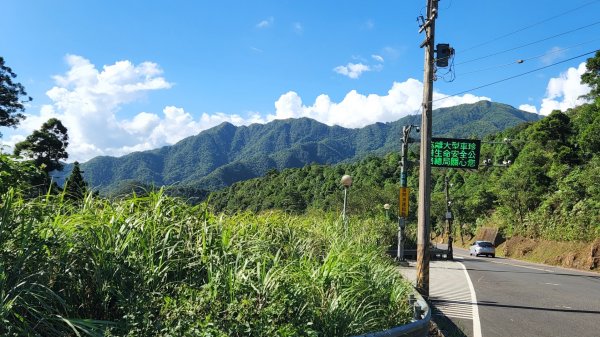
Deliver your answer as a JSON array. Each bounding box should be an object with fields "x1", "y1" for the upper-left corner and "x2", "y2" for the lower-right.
[
  {"x1": 458, "y1": 261, "x2": 483, "y2": 337},
  {"x1": 455, "y1": 253, "x2": 555, "y2": 273}
]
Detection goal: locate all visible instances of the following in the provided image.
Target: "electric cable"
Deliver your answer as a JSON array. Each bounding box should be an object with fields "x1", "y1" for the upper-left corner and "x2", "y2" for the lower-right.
[
  {"x1": 456, "y1": 20, "x2": 600, "y2": 66},
  {"x1": 460, "y1": 0, "x2": 600, "y2": 54},
  {"x1": 457, "y1": 37, "x2": 600, "y2": 76},
  {"x1": 432, "y1": 49, "x2": 599, "y2": 104}
]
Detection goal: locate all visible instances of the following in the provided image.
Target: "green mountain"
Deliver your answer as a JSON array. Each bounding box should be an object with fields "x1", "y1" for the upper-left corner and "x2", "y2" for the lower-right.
[
  {"x1": 59, "y1": 101, "x2": 541, "y2": 194},
  {"x1": 210, "y1": 101, "x2": 600, "y2": 243}
]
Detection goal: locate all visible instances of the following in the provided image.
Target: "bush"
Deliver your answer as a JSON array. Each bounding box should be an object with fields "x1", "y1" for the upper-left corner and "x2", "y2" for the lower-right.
[{"x1": 0, "y1": 189, "x2": 412, "y2": 336}]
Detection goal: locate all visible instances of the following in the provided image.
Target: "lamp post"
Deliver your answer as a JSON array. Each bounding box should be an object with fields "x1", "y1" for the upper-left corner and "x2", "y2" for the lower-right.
[
  {"x1": 340, "y1": 175, "x2": 352, "y2": 233},
  {"x1": 445, "y1": 175, "x2": 453, "y2": 260},
  {"x1": 384, "y1": 203, "x2": 390, "y2": 219}
]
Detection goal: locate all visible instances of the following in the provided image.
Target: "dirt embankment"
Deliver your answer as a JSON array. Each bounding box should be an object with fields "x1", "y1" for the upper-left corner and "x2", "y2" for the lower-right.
[
  {"x1": 444, "y1": 227, "x2": 600, "y2": 272},
  {"x1": 500, "y1": 237, "x2": 600, "y2": 271}
]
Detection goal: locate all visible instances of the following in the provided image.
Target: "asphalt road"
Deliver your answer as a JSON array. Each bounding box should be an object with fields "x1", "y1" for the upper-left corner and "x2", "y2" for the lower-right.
[
  {"x1": 454, "y1": 247, "x2": 600, "y2": 337},
  {"x1": 399, "y1": 248, "x2": 600, "y2": 337}
]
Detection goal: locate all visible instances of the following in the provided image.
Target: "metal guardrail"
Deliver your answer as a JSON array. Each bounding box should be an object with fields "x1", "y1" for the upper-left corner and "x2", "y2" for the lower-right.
[{"x1": 353, "y1": 290, "x2": 431, "y2": 337}]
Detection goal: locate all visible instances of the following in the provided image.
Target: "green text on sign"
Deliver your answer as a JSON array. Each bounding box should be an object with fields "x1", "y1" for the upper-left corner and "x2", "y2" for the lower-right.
[{"x1": 430, "y1": 137, "x2": 481, "y2": 169}]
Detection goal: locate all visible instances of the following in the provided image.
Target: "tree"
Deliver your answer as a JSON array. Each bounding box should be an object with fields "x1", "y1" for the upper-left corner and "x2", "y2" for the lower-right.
[
  {"x1": 0, "y1": 56, "x2": 31, "y2": 133},
  {"x1": 64, "y1": 161, "x2": 89, "y2": 201},
  {"x1": 14, "y1": 118, "x2": 69, "y2": 173},
  {"x1": 581, "y1": 51, "x2": 600, "y2": 100}
]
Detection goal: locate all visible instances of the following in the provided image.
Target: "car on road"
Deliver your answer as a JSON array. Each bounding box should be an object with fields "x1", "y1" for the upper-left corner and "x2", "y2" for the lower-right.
[{"x1": 469, "y1": 241, "x2": 495, "y2": 257}]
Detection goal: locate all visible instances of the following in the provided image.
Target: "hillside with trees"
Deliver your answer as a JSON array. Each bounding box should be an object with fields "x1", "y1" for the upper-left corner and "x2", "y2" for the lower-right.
[
  {"x1": 1, "y1": 55, "x2": 415, "y2": 337},
  {"x1": 209, "y1": 99, "x2": 599, "y2": 244},
  {"x1": 209, "y1": 50, "x2": 600, "y2": 245},
  {"x1": 55, "y1": 101, "x2": 541, "y2": 195}
]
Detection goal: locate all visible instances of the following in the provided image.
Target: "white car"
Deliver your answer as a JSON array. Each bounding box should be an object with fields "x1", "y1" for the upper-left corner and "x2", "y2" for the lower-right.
[{"x1": 469, "y1": 241, "x2": 495, "y2": 257}]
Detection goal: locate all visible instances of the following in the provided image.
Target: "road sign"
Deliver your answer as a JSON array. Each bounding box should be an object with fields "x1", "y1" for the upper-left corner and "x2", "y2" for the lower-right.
[
  {"x1": 431, "y1": 137, "x2": 481, "y2": 169},
  {"x1": 399, "y1": 187, "x2": 410, "y2": 218}
]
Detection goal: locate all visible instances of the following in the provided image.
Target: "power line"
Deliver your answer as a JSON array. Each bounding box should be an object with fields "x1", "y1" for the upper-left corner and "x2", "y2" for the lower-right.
[
  {"x1": 433, "y1": 49, "x2": 599, "y2": 103},
  {"x1": 457, "y1": 37, "x2": 600, "y2": 76},
  {"x1": 456, "y1": 20, "x2": 600, "y2": 66},
  {"x1": 460, "y1": 0, "x2": 600, "y2": 54}
]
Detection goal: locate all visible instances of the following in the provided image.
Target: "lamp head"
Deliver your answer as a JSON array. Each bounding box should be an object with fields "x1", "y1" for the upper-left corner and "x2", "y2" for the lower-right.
[{"x1": 341, "y1": 175, "x2": 353, "y2": 187}]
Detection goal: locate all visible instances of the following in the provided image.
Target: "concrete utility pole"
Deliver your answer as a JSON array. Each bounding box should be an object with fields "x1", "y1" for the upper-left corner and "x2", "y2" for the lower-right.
[
  {"x1": 416, "y1": 0, "x2": 438, "y2": 297},
  {"x1": 445, "y1": 175, "x2": 453, "y2": 260},
  {"x1": 398, "y1": 125, "x2": 417, "y2": 261}
]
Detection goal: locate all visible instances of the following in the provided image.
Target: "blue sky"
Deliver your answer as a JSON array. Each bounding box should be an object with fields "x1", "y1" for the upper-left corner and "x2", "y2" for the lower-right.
[{"x1": 1, "y1": 0, "x2": 599, "y2": 162}]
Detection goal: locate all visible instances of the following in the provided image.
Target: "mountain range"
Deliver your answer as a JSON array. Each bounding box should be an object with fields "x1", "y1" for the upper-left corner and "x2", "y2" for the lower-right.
[{"x1": 56, "y1": 101, "x2": 542, "y2": 194}]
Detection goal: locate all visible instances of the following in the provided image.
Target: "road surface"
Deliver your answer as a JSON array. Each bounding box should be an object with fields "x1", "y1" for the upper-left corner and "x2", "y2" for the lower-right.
[{"x1": 399, "y1": 247, "x2": 600, "y2": 337}]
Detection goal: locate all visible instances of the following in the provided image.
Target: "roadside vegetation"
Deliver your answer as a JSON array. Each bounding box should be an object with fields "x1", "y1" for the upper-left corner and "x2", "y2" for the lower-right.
[
  {"x1": 211, "y1": 51, "x2": 600, "y2": 245},
  {"x1": 0, "y1": 189, "x2": 412, "y2": 336},
  {"x1": 1, "y1": 56, "x2": 414, "y2": 336}
]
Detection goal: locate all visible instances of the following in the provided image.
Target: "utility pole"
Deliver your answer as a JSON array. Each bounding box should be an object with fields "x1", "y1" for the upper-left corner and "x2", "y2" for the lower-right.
[
  {"x1": 416, "y1": 0, "x2": 438, "y2": 298},
  {"x1": 398, "y1": 125, "x2": 418, "y2": 261},
  {"x1": 445, "y1": 175, "x2": 453, "y2": 260}
]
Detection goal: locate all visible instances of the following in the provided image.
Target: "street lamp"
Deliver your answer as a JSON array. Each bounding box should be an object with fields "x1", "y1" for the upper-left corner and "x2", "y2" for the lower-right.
[
  {"x1": 384, "y1": 203, "x2": 390, "y2": 219},
  {"x1": 340, "y1": 175, "x2": 352, "y2": 233}
]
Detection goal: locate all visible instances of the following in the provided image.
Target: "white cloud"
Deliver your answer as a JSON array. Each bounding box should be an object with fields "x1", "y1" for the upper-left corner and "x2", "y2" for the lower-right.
[
  {"x1": 293, "y1": 22, "x2": 303, "y2": 34},
  {"x1": 0, "y1": 55, "x2": 256, "y2": 162},
  {"x1": 266, "y1": 78, "x2": 490, "y2": 128},
  {"x1": 372, "y1": 54, "x2": 384, "y2": 63},
  {"x1": 333, "y1": 62, "x2": 372, "y2": 79},
  {"x1": 539, "y1": 62, "x2": 591, "y2": 115},
  {"x1": 256, "y1": 17, "x2": 274, "y2": 29},
  {"x1": 540, "y1": 46, "x2": 566, "y2": 65},
  {"x1": 518, "y1": 104, "x2": 538, "y2": 113},
  {"x1": 0, "y1": 55, "x2": 493, "y2": 163}
]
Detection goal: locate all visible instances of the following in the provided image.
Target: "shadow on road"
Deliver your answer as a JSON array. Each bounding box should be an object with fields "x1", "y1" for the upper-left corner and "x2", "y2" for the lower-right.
[
  {"x1": 432, "y1": 264, "x2": 600, "y2": 282},
  {"x1": 431, "y1": 299, "x2": 600, "y2": 315},
  {"x1": 431, "y1": 312, "x2": 468, "y2": 337}
]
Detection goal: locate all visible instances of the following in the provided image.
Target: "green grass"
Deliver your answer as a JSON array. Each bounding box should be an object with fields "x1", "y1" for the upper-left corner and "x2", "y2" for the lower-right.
[{"x1": 0, "y1": 188, "x2": 412, "y2": 336}]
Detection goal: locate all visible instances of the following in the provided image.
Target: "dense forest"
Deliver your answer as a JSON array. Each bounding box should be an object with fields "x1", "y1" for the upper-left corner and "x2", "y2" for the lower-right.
[
  {"x1": 51, "y1": 100, "x2": 540, "y2": 195},
  {"x1": 209, "y1": 97, "x2": 600, "y2": 242}
]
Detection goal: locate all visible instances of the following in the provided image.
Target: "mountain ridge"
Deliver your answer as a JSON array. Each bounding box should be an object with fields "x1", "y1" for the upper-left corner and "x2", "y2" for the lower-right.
[{"x1": 55, "y1": 101, "x2": 542, "y2": 193}]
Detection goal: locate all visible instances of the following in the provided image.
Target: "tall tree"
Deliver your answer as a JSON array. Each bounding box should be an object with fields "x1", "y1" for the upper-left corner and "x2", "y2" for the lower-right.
[
  {"x1": 0, "y1": 56, "x2": 31, "y2": 134},
  {"x1": 14, "y1": 118, "x2": 69, "y2": 172},
  {"x1": 64, "y1": 161, "x2": 89, "y2": 201},
  {"x1": 581, "y1": 50, "x2": 600, "y2": 100}
]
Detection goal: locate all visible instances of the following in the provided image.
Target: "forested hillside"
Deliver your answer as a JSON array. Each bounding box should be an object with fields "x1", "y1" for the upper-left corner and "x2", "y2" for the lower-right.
[
  {"x1": 210, "y1": 99, "x2": 600, "y2": 242},
  {"x1": 56, "y1": 101, "x2": 541, "y2": 194}
]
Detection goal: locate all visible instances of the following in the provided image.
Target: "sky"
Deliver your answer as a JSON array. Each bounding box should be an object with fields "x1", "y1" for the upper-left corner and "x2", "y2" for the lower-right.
[{"x1": 1, "y1": 0, "x2": 599, "y2": 162}]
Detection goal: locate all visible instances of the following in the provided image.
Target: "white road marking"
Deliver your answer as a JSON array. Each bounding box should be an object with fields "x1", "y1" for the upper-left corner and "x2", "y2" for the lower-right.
[
  {"x1": 455, "y1": 253, "x2": 555, "y2": 273},
  {"x1": 454, "y1": 256, "x2": 464, "y2": 260},
  {"x1": 544, "y1": 282, "x2": 560, "y2": 286},
  {"x1": 459, "y1": 261, "x2": 483, "y2": 337}
]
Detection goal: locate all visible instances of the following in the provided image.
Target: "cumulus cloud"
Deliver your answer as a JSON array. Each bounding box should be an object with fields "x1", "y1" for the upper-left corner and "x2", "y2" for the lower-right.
[
  {"x1": 0, "y1": 55, "x2": 257, "y2": 162},
  {"x1": 256, "y1": 17, "x2": 274, "y2": 29},
  {"x1": 539, "y1": 62, "x2": 591, "y2": 115},
  {"x1": 265, "y1": 78, "x2": 490, "y2": 128},
  {"x1": 518, "y1": 104, "x2": 538, "y2": 113},
  {"x1": 1, "y1": 55, "x2": 493, "y2": 162},
  {"x1": 333, "y1": 62, "x2": 372, "y2": 79}
]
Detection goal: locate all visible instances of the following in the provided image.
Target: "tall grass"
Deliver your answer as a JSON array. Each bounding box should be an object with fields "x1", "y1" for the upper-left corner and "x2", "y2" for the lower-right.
[{"x1": 0, "y1": 188, "x2": 412, "y2": 336}]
